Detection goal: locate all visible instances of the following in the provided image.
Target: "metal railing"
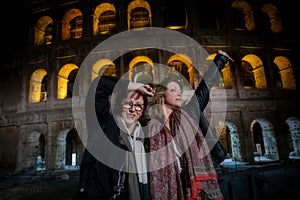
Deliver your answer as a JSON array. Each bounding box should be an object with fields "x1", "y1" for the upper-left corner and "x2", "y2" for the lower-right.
[{"x1": 219, "y1": 161, "x2": 300, "y2": 200}]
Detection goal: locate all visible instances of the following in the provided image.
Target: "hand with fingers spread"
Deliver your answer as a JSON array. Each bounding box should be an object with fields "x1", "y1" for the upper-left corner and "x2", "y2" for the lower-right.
[{"x1": 128, "y1": 82, "x2": 154, "y2": 97}]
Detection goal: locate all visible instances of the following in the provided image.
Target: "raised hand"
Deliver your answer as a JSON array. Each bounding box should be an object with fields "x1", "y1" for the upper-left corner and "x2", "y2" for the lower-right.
[{"x1": 218, "y1": 50, "x2": 234, "y2": 63}]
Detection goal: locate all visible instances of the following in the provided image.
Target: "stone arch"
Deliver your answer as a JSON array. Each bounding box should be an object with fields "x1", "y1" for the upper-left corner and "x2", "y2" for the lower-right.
[
  {"x1": 55, "y1": 128, "x2": 82, "y2": 169},
  {"x1": 242, "y1": 54, "x2": 267, "y2": 89},
  {"x1": 55, "y1": 129, "x2": 69, "y2": 169},
  {"x1": 128, "y1": 56, "x2": 154, "y2": 83},
  {"x1": 261, "y1": 3, "x2": 282, "y2": 33},
  {"x1": 250, "y1": 118, "x2": 279, "y2": 161},
  {"x1": 34, "y1": 16, "x2": 53, "y2": 46},
  {"x1": 24, "y1": 131, "x2": 45, "y2": 170},
  {"x1": 207, "y1": 53, "x2": 233, "y2": 89},
  {"x1": 226, "y1": 120, "x2": 242, "y2": 161},
  {"x1": 65, "y1": 129, "x2": 82, "y2": 168},
  {"x1": 93, "y1": 3, "x2": 116, "y2": 35},
  {"x1": 274, "y1": 56, "x2": 296, "y2": 89},
  {"x1": 216, "y1": 120, "x2": 242, "y2": 161},
  {"x1": 58, "y1": 64, "x2": 79, "y2": 99},
  {"x1": 29, "y1": 68, "x2": 48, "y2": 103},
  {"x1": 167, "y1": 54, "x2": 195, "y2": 89},
  {"x1": 91, "y1": 59, "x2": 115, "y2": 81},
  {"x1": 127, "y1": 0, "x2": 152, "y2": 29},
  {"x1": 61, "y1": 8, "x2": 83, "y2": 41},
  {"x1": 286, "y1": 117, "x2": 300, "y2": 159},
  {"x1": 231, "y1": 0, "x2": 255, "y2": 31}
]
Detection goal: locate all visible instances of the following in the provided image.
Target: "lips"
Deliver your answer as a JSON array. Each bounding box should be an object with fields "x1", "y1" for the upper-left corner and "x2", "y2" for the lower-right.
[{"x1": 126, "y1": 113, "x2": 137, "y2": 118}]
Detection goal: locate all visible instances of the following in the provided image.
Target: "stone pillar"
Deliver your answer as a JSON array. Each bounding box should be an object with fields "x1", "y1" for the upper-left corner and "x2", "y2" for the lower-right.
[
  {"x1": 16, "y1": 125, "x2": 26, "y2": 171},
  {"x1": 290, "y1": 128, "x2": 300, "y2": 157},
  {"x1": 45, "y1": 122, "x2": 55, "y2": 171},
  {"x1": 263, "y1": 130, "x2": 279, "y2": 160}
]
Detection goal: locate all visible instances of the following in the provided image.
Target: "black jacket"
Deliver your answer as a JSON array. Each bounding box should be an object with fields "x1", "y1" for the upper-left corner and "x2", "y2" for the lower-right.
[
  {"x1": 79, "y1": 76, "x2": 150, "y2": 200},
  {"x1": 78, "y1": 53, "x2": 228, "y2": 199},
  {"x1": 184, "y1": 54, "x2": 228, "y2": 167}
]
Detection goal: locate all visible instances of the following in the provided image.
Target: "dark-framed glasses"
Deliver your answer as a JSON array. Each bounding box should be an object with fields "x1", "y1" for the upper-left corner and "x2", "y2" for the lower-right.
[{"x1": 122, "y1": 100, "x2": 144, "y2": 111}]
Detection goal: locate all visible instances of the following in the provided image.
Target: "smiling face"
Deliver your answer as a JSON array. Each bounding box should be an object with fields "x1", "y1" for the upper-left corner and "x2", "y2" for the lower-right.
[
  {"x1": 121, "y1": 91, "x2": 144, "y2": 130},
  {"x1": 164, "y1": 81, "x2": 182, "y2": 108}
]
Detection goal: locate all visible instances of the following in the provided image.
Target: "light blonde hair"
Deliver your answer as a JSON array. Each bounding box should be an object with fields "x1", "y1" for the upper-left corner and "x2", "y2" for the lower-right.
[{"x1": 150, "y1": 77, "x2": 183, "y2": 121}]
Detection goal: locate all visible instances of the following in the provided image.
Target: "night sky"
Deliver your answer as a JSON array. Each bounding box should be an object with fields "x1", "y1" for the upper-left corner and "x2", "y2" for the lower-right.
[
  {"x1": 0, "y1": 1, "x2": 298, "y2": 65},
  {"x1": 1, "y1": 1, "x2": 31, "y2": 64}
]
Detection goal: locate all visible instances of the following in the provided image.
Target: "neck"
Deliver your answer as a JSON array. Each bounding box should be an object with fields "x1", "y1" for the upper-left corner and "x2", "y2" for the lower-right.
[{"x1": 162, "y1": 104, "x2": 174, "y2": 130}]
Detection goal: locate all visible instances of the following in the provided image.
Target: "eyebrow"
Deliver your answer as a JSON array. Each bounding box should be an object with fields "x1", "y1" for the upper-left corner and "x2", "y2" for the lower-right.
[
  {"x1": 168, "y1": 86, "x2": 181, "y2": 90},
  {"x1": 124, "y1": 98, "x2": 144, "y2": 104}
]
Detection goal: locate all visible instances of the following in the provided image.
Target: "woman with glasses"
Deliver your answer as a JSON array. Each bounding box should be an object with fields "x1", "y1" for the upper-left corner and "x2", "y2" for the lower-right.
[
  {"x1": 78, "y1": 75, "x2": 153, "y2": 200},
  {"x1": 148, "y1": 50, "x2": 233, "y2": 200}
]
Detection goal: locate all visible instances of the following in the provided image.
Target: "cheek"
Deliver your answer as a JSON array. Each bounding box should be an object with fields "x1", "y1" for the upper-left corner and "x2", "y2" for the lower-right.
[
  {"x1": 137, "y1": 111, "x2": 143, "y2": 117},
  {"x1": 165, "y1": 94, "x2": 174, "y2": 104},
  {"x1": 165, "y1": 97, "x2": 170, "y2": 104},
  {"x1": 121, "y1": 111, "x2": 127, "y2": 118}
]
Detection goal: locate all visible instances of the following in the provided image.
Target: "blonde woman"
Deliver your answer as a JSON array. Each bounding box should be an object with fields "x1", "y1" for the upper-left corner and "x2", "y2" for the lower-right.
[{"x1": 148, "y1": 51, "x2": 232, "y2": 200}]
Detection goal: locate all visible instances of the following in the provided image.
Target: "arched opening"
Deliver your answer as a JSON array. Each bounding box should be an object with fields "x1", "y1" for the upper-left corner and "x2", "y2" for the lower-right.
[
  {"x1": 29, "y1": 69, "x2": 48, "y2": 103},
  {"x1": 207, "y1": 53, "x2": 233, "y2": 89},
  {"x1": 251, "y1": 119, "x2": 279, "y2": 162},
  {"x1": 241, "y1": 54, "x2": 267, "y2": 89},
  {"x1": 128, "y1": 55, "x2": 154, "y2": 83},
  {"x1": 127, "y1": 0, "x2": 152, "y2": 30},
  {"x1": 37, "y1": 134, "x2": 46, "y2": 171},
  {"x1": 241, "y1": 60, "x2": 255, "y2": 88},
  {"x1": 34, "y1": 16, "x2": 53, "y2": 46},
  {"x1": 57, "y1": 64, "x2": 79, "y2": 99},
  {"x1": 225, "y1": 127, "x2": 232, "y2": 155},
  {"x1": 61, "y1": 8, "x2": 83, "y2": 41},
  {"x1": 69, "y1": 15, "x2": 83, "y2": 39},
  {"x1": 93, "y1": 3, "x2": 116, "y2": 35},
  {"x1": 67, "y1": 69, "x2": 78, "y2": 98},
  {"x1": 56, "y1": 129, "x2": 83, "y2": 170},
  {"x1": 167, "y1": 54, "x2": 194, "y2": 89},
  {"x1": 262, "y1": 3, "x2": 282, "y2": 33},
  {"x1": 65, "y1": 129, "x2": 81, "y2": 167},
  {"x1": 130, "y1": 7, "x2": 150, "y2": 29},
  {"x1": 231, "y1": 0, "x2": 255, "y2": 31},
  {"x1": 253, "y1": 122, "x2": 265, "y2": 155},
  {"x1": 274, "y1": 56, "x2": 296, "y2": 89},
  {"x1": 91, "y1": 59, "x2": 116, "y2": 81},
  {"x1": 25, "y1": 131, "x2": 46, "y2": 171},
  {"x1": 133, "y1": 63, "x2": 154, "y2": 84},
  {"x1": 230, "y1": 8, "x2": 246, "y2": 31}
]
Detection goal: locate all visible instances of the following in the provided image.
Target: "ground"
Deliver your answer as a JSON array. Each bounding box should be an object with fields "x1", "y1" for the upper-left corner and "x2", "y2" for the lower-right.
[
  {"x1": 0, "y1": 170, "x2": 79, "y2": 200},
  {"x1": 1, "y1": 159, "x2": 300, "y2": 200}
]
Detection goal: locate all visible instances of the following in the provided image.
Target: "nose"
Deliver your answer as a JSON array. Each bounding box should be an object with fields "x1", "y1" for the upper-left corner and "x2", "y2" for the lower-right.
[
  {"x1": 128, "y1": 106, "x2": 135, "y2": 112},
  {"x1": 174, "y1": 90, "x2": 182, "y2": 96}
]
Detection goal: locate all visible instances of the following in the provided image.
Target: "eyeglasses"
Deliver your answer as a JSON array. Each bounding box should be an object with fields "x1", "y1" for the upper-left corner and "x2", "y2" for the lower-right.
[{"x1": 122, "y1": 100, "x2": 144, "y2": 111}]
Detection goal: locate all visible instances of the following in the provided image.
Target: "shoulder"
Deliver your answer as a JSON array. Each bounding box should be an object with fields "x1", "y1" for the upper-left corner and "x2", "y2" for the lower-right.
[
  {"x1": 148, "y1": 118, "x2": 161, "y2": 126},
  {"x1": 148, "y1": 118, "x2": 163, "y2": 137}
]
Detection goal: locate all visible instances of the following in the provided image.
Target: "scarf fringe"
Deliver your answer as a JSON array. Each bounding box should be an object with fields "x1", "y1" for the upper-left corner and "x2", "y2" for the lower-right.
[{"x1": 188, "y1": 172, "x2": 221, "y2": 199}]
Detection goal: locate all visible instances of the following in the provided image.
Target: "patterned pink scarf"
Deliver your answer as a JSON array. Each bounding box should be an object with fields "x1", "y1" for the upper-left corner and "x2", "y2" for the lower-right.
[{"x1": 149, "y1": 109, "x2": 223, "y2": 200}]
